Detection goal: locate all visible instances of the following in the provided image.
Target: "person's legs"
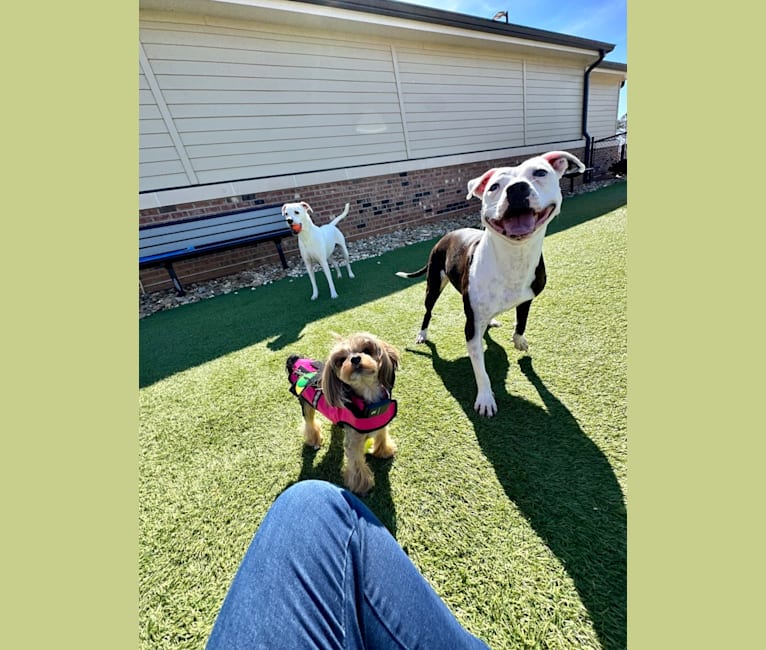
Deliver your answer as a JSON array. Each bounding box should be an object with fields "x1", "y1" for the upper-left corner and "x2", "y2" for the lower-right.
[{"x1": 206, "y1": 480, "x2": 488, "y2": 649}]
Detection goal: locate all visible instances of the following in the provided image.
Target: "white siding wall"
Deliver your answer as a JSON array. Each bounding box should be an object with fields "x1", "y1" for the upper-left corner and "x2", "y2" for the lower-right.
[
  {"x1": 139, "y1": 13, "x2": 611, "y2": 193},
  {"x1": 588, "y1": 73, "x2": 622, "y2": 144},
  {"x1": 139, "y1": 69, "x2": 192, "y2": 189},
  {"x1": 396, "y1": 46, "x2": 524, "y2": 157},
  {"x1": 140, "y1": 19, "x2": 407, "y2": 190},
  {"x1": 524, "y1": 59, "x2": 583, "y2": 144}
]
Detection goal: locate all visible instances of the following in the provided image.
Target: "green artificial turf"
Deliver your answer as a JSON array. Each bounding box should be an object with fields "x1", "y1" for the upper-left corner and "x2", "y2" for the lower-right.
[{"x1": 140, "y1": 182, "x2": 627, "y2": 649}]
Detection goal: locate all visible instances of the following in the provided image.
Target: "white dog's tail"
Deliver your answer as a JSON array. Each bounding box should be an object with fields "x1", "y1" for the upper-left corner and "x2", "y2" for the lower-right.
[{"x1": 329, "y1": 203, "x2": 350, "y2": 226}]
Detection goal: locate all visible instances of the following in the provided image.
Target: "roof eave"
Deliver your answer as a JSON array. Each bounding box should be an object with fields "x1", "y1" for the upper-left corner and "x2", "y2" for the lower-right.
[
  {"x1": 293, "y1": 0, "x2": 615, "y2": 53},
  {"x1": 140, "y1": 0, "x2": 616, "y2": 55}
]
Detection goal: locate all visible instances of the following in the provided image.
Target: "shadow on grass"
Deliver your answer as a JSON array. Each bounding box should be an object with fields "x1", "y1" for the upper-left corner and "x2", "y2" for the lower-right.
[
  {"x1": 139, "y1": 182, "x2": 626, "y2": 388},
  {"x1": 284, "y1": 425, "x2": 397, "y2": 535},
  {"x1": 412, "y1": 335, "x2": 626, "y2": 650},
  {"x1": 139, "y1": 238, "x2": 436, "y2": 387}
]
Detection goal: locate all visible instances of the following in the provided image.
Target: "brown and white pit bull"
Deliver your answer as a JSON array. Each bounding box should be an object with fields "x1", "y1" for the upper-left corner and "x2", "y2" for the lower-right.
[{"x1": 397, "y1": 151, "x2": 585, "y2": 417}]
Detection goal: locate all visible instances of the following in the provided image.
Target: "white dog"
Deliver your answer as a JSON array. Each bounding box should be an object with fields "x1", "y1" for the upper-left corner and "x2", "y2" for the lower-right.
[
  {"x1": 397, "y1": 151, "x2": 585, "y2": 417},
  {"x1": 282, "y1": 201, "x2": 355, "y2": 300}
]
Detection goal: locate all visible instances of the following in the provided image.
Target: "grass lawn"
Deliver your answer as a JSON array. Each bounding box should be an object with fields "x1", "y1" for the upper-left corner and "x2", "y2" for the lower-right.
[{"x1": 139, "y1": 182, "x2": 627, "y2": 649}]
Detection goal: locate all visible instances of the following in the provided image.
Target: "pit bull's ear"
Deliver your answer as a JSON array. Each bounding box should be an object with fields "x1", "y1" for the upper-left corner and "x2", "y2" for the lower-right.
[
  {"x1": 466, "y1": 168, "x2": 497, "y2": 200},
  {"x1": 542, "y1": 151, "x2": 586, "y2": 178},
  {"x1": 281, "y1": 204, "x2": 288, "y2": 216},
  {"x1": 300, "y1": 201, "x2": 313, "y2": 213}
]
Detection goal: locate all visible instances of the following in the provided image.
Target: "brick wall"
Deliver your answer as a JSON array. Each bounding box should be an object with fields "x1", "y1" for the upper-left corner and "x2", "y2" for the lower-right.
[
  {"x1": 591, "y1": 144, "x2": 624, "y2": 178},
  {"x1": 139, "y1": 145, "x2": 618, "y2": 293}
]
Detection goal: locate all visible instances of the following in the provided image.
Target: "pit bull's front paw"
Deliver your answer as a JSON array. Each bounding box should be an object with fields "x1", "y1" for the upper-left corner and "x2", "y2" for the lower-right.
[
  {"x1": 474, "y1": 391, "x2": 497, "y2": 417},
  {"x1": 415, "y1": 329, "x2": 428, "y2": 344},
  {"x1": 512, "y1": 332, "x2": 528, "y2": 352}
]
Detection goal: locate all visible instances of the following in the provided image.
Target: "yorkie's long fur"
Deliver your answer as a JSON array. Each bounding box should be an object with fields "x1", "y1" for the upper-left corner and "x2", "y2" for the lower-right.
[{"x1": 292, "y1": 332, "x2": 400, "y2": 495}]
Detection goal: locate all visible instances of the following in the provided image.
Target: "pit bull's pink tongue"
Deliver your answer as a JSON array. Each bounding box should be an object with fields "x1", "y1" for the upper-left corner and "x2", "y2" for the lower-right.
[{"x1": 503, "y1": 212, "x2": 536, "y2": 236}]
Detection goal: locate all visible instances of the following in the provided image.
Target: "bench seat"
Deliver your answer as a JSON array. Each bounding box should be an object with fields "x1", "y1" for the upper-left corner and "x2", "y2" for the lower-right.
[{"x1": 139, "y1": 204, "x2": 290, "y2": 296}]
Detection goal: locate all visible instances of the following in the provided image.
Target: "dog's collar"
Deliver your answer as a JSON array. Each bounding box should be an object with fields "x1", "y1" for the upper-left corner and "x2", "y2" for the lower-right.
[{"x1": 288, "y1": 358, "x2": 397, "y2": 433}]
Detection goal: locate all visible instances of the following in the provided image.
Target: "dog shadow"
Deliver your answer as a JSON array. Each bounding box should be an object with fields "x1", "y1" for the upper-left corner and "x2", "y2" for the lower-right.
[
  {"x1": 139, "y1": 239, "x2": 440, "y2": 387},
  {"x1": 289, "y1": 424, "x2": 398, "y2": 535},
  {"x1": 415, "y1": 336, "x2": 626, "y2": 650}
]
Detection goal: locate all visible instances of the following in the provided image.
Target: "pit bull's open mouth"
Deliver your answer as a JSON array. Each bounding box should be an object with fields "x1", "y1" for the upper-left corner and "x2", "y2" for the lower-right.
[
  {"x1": 289, "y1": 223, "x2": 302, "y2": 234},
  {"x1": 488, "y1": 204, "x2": 556, "y2": 240}
]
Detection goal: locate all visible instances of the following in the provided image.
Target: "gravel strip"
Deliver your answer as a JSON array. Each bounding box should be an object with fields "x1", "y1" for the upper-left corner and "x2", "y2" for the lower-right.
[{"x1": 139, "y1": 178, "x2": 623, "y2": 319}]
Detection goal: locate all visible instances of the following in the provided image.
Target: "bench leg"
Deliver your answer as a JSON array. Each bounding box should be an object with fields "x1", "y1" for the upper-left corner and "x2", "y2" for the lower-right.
[
  {"x1": 164, "y1": 262, "x2": 186, "y2": 296},
  {"x1": 274, "y1": 239, "x2": 288, "y2": 269}
]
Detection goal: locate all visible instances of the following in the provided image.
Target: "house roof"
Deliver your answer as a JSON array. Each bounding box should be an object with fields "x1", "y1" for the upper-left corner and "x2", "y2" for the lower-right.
[
  {"x1": 141, "y1": 0, "x2": 622, "y2": 61},
  {"x1": 598, "y1": 61, "x2": 628, "y2": 72}
]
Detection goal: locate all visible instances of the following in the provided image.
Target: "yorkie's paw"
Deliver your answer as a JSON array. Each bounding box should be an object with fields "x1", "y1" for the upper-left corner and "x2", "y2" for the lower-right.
[
  {"x1": 345, "y1": 463, "x2": 375, "y2": 495},
  {"x1": 302, "y1": 422, "x2": 323, "y2": 449}
]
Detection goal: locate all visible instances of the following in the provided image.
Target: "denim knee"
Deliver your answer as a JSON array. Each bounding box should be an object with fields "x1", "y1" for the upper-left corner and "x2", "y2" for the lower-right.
[{"x1": 275, "y1": 479, "x2": 346, "y2": 512}]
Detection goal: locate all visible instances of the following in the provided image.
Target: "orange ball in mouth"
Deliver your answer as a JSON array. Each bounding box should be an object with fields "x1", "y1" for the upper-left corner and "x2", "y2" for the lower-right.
[{"x1": 290, "y1": 223, "x2": 303, "y2": 234}]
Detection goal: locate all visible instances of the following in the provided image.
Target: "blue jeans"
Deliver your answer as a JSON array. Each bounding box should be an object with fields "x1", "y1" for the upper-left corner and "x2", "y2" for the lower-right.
[{"x1": 206, "y1": 480, "x2": 489, "y2": 649}]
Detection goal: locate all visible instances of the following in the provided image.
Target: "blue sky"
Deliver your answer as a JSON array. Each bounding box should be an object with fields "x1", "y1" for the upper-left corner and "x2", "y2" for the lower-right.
[{"x1": 400, "y1": 0, "x2": 627, "y2": 117}]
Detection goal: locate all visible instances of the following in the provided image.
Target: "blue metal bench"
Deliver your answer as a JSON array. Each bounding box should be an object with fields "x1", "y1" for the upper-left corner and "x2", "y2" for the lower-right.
[{"x1": 139, "y1": 204, "x2": 290, "y2": 296}]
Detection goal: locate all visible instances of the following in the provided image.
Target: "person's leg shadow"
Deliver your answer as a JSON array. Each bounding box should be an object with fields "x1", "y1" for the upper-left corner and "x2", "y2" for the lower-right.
[
  {"x1": 289, "y1": 424, "x2": 397, "y2": 536},
  {"x1": 418, "y1": 335, "x2": 626, "y2": 650}
]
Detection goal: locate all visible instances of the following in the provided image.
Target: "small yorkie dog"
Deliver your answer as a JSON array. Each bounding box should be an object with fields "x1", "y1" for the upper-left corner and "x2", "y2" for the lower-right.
[{"x1": 286, "y1": 332, "x2": 400, "y2": 495}]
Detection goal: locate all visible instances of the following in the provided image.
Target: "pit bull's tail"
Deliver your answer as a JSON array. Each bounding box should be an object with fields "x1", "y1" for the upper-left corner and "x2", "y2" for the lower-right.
[{"x1": 395, "y1": 266, "x2": 428, "y2": 279}]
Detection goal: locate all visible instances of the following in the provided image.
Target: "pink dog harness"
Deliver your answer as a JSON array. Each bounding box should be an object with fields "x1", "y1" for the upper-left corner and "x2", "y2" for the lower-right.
[{"x1": 287, "y1": 357, "x2": 397, "y2": 433}]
